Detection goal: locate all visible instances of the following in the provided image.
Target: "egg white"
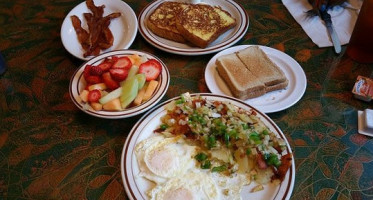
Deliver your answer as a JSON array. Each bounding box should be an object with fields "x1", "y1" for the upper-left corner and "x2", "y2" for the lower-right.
[
  {"x1": 135, "y1": 134, "x2": 197, "y2": 184},
  {"x1": 148, "y1": 171, "x2": 219, "y2": 200}
]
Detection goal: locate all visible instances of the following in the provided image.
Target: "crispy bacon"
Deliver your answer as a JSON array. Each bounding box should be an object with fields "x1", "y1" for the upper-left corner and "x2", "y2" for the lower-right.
[{"x1": 71, "y1": 0, "x2": 121, "y2": 57}]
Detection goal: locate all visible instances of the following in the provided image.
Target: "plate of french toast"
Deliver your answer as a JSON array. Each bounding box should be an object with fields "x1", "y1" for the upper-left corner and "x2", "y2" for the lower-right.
[
  {"x1": 205, "y1": 45, "x2": 307, "y2": 113},
  {"x1": 138, "y1": 0, "x2": 249, "y2": 55}
]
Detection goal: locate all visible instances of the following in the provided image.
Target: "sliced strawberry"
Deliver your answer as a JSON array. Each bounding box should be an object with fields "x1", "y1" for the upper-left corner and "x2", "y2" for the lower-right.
[
  {"x1": 90, "y1": 66, "x2": 103, "y2": 76},
  {"x1": 102, "y1": 72, "x2": 119, "y2": 90},
  {"x1": 138, "y1": 59, "x2": 162, "y2": 81},
  {"x1": 110, "y1": 68, "x2": 129, "y2": 82},
  {"x1": 83, "y1": 65, "x2": 92, "y2": 79},
  {"x1": 112, "y1": 56, "x2": 132, "y2": 69},
  {"x1": 97, "y1": 62, "x2": 112, "y2": 72},
  {"x1": 87, "y1": 89, "x2": 101, "y2": 102},
  {"x1": 85, "y1": 75, "x2": 102, "y2": 84}
]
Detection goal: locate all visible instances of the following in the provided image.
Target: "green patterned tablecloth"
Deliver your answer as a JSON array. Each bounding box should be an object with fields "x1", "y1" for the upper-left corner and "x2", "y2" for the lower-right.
[{"x1": 0, "y1": 0, "x2": 372, "y2": 199}]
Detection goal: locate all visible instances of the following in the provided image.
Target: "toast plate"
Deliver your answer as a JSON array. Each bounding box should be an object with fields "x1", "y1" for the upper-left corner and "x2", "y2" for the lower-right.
[
  {"x1": 69, "y1": 50, "x2": 169, "y2": 119},
  {"x1": 204, "y1": 45, "x2": 307, "y2": 113},
  {"x1": 61, "y1": 0, "x2": 137, "y2": 60},
  {"x1": 121, "y1": 93, "x2": 295, "y2": 200},
  {"x1": 138, "y1": 0, "x2": 249, "y2": 55}
]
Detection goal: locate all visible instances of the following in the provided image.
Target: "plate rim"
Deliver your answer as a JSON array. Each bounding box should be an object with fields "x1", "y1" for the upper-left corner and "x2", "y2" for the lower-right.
[
  {"x1": 204, "y1": 44, "x2": 307, "y2": 113},
  {"x1": 60, "y1": 0, "x2": 138, "y2": 60},
  {"x1": 137, "y1": 0, "x2": 249, "y2": 55},
  {"x1": 69, "y1": 49, "x2": 170, "y2": 119},
  {"x1": 121, "y1": 93, "x2": 295, "y2": 200}
]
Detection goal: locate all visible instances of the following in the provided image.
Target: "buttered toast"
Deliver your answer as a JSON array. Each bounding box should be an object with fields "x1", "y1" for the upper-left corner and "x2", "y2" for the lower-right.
[
  {"x1": 216, "y1": 54, "x2": 266, "y2": 99},
  {"x1": 175, "y1": 4, "x2": 236, "y2": 48},
  {"x1": 147, "y1": 1, "x2": 190, "y2": 43},
  {"x1": 236, "y1": 46, "x2": 287, "y2": 87},
  {"x1": 216, "y1": 46, "x2": 288, "y2": 100}
]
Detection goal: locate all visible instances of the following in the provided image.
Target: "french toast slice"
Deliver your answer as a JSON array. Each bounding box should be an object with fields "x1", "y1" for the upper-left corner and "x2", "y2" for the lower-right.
[
  {"x1": 147, "y1": 1, "x2": 190, "y2": 43},
  {"x1": 175, "y1": 4, "x2": 236, "y2": 48}
]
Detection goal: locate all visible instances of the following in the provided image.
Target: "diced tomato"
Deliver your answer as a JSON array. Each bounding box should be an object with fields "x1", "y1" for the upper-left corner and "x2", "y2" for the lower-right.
[
  {"x1": 85, "y1": 75, "x2": 102, "y2": 84},
  {"x1": 112, "y1": 56, "x2": 132, "y2": 69},
  {"x1": 102, "y1": 72, "x2": 119, "y2": 90},
  {"x1": 110, "y1": 68, "x2": 129, "y2": 82},
  {"x1": 87, "y1": 89, "x2": 101, "y2": 102},
  {"x1": 138, "y1": 59, "x2": 162, "y2": 81},
  {"x1": 256, "y1": 153, "x2": 268, "y2": 169}
]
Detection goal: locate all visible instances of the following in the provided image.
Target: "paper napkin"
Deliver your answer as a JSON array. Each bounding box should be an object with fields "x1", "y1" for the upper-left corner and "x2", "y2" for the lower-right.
[{"x1": 282, "y1": 0, "x2": 363, "y2": 47}]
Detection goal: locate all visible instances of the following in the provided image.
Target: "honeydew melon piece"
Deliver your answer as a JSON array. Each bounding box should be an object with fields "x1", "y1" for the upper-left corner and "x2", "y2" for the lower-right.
[
  {"x1": 120, "y1": 76, "x2": 138, "y2": 108},
  {"x1": 136, "y1": 73, "x2": 146, "y2": 90},
  {"x1": 98, "y1": 87, "x2": 122, "y2": 105}
]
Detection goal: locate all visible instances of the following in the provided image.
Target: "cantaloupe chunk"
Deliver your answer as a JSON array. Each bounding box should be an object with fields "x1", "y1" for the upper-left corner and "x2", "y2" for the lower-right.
[
  {"x1": 143, "y1": 80, "x2": 158, "y2": 101},
  {"x1": 90, "y1": 102, "x2": 103, "y2": 111},
  {"x1": 103, "y1": 98, "x2": 122, "y2": 111}
]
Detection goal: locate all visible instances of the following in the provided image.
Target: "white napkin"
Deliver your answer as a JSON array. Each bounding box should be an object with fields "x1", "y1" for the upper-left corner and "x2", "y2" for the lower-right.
[{"x1": 282, "y1": 0, "x2": 363, "y2": 47}]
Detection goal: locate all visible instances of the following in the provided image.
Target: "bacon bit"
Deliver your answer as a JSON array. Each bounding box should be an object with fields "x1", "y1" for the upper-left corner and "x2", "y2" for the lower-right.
[{"x1": 256, "y1": 152, "x2": 268, "y2": 169}]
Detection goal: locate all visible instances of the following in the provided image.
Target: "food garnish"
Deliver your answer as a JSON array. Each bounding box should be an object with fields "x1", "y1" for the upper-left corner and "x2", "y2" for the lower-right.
[{"x1": 71, "y1": 0, "x2": 121, "y2": 57}]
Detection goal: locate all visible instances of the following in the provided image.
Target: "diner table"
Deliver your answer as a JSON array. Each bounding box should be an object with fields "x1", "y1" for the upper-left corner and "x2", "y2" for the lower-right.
[{"x1": 0, "y1": 0, "x2": 372, "y2": 199}]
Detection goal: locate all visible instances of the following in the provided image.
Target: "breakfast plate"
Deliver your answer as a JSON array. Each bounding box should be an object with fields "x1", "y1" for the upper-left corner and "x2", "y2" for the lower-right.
[
  {"x1": 121, "y1": 93, "x2": 295, "y2": 200},
  {"x1": 69, "y1": 49, "x2": 169, "y2": 119},
  {"x1": 138, "y1": 0, "x2": 249, "y2": 55},
  {"x1": 61, "y1": 0, "x2": 137, "y2": 60},
  {"x1": 205, "y1": 45, "x2": 307, "y2": 113}
]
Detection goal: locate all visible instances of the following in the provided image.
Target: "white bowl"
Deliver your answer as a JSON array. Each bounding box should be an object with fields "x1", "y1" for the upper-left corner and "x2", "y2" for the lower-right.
[
  {"x1": 61, "y1": 0, "x2": 138, "y2": 60},
  {"x1": 69, "y1": 50, "x2": 170, "y2": 119}
]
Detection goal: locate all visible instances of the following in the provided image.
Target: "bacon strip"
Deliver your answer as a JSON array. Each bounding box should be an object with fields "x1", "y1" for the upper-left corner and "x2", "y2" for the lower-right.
[{"x1": 71, "y1": 0, "x2": 121, "y2": 57}]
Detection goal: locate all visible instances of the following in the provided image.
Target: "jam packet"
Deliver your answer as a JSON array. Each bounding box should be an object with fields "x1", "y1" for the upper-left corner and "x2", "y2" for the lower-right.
[{"x1": 352, "y1": 76, "x2": 373, "y2": 102}]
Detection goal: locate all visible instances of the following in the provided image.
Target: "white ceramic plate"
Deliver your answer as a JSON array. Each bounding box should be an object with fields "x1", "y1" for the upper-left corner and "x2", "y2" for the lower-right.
[
  {"x1": 138, "y1": 0, "x2": 249, "y2": 55},
  {"x1": 121, "y1": 93, "x2": 295, "y2": 200},
  {"x1": 205, "y1": 45, "x2": 307, "y2": 113},
  {"x1": 69, "y1": 50, "x2": 169, "y2": 119},
  {"x1": 61, "y1": 0, "x2": 138, "y2": 60}
]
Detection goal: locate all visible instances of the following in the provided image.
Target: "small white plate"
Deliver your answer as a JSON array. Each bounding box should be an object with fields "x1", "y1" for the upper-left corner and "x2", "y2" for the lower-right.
[
  {"x1": 121, "y1": 93, "x2": 295, "y2": 200},
  {"x1": 205, "y1": 45, "x2": 307, "y2": 113},
  {"x1": 69, "y1": 50, "x2": 170, "y2": 119},
  {"x1": 138, "y1": 0, "x2": 249, "y2": 55},
  {"x1": 61, "y1": 0, "x2": 138, "y2": 60}
]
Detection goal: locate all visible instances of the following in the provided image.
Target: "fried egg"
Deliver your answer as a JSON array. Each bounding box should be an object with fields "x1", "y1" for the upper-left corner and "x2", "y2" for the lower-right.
[
  {"x1": 135, "y1": 134, "x2": 197, "y2": 184},
  {"x1": 148, "y1": 171, "x2": 219, "y2": 200}
]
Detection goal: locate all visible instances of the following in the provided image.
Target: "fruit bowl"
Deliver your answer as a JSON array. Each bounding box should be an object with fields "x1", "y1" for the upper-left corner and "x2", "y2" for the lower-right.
[{"x1": 69, "y1": 49, "x2": 170, "y2": 119}]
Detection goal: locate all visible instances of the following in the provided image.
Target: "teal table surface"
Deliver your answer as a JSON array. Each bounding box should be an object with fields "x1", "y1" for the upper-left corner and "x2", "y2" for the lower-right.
[{"x1": 0, "y1": 0, "x2": 372, "y2": 199}]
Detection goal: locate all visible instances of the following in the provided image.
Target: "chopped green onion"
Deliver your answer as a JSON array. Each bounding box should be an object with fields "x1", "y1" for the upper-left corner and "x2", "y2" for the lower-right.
[
  {"x1": 224, "y1": 133, "x2": 230, "y2": 146},
  {"x1": 212, "y1": 165, "x2": 227, "y2": 172},
  {"x1": 249, "y1": 132, "x2": 262, "y2": 144},
  {"x1": 266, "y1": 153, "x2": 281, "y2": 167},
  {"x1": 207, "y1": 135, "x2": 216, "y2": 149},
  {"x1": 242, "y1": 123, "x2": 249, "y2": 130},
  {"x1": 175, "y1": 95, "x2": 186, "y2": 104},
  {"x1": 160, "y1": 124, "x2": 168, "y2": 130},
  {"x1": 262, "y1": 129, "x2": 269, "y2": 135},
  {"x1": 201, "y1": 160, "x2": 211, "y2": 169},
  {"x1": 195, "y1": 152, "x2": 208, "y2": 162},
  {"x1": 246, "y1": 148, "x2": 251, "y2": 155}
]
